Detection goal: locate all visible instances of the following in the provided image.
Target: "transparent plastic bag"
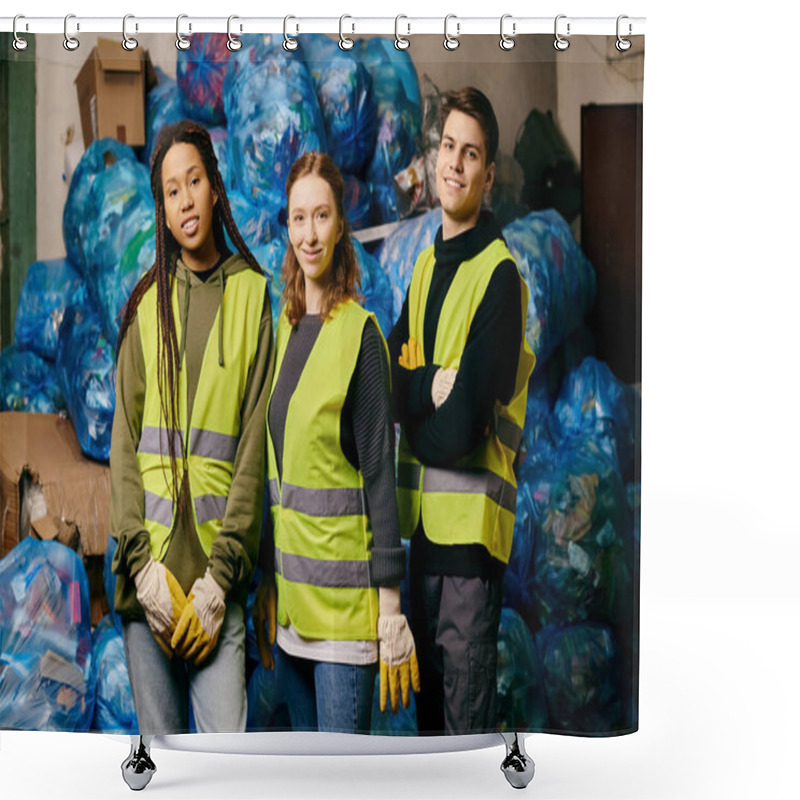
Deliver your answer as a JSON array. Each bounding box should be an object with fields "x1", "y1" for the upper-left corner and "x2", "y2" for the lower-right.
[
  {"x1": 89, "y1": 616, "x2": 137, "y2": 733},
  {"x1": 0, "y1": 345, "x2": 66, "y2": 414}
]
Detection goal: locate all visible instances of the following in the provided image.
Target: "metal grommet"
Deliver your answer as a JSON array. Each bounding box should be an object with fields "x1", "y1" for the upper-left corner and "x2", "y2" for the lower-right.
[
  {"x1": 616, "y1": 14, "x2": 632, "y2": 52},
  {"x1": 395, "y1": 15, "x2": 410, "y2": 51},
  {"x1": 443, "y1": 14, "x2": 460, "y2": 51},
  {"x1": 12, "y1": 15, "x2": 28, "y2": 51},
  {"x1": 122, "y1": 14, "x2": 139, "y2": 51},
  {"x1": 227, "y1": 15, "x2": 242, "y2": 51},
  {"x1": 499, "y1": 14, "x2": 515, "y2": 51},
  {"x1": 339, "y1": 15, "x2": 354, "y2": 51},
  {"x1": 554, "y1": 14, "x2": 570, "y2": 51},
  {"x1": 63, "y1": 14, "x2": 80, "y2": 51},
  {"x1": 283, "y1": 15, "x2": 298, "y2": 51},
  {"x1": 176, "y1": 14, "x2": 191, "y2": 51}
]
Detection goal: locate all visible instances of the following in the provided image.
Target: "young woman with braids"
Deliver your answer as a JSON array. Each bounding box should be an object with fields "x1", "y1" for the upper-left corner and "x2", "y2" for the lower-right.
[
  {"x1": 251, "y1": 152, "x2": 419, "y2": 734},
  {"x1": 110, "y1": 120, "x2": 273, "y2": 735}
]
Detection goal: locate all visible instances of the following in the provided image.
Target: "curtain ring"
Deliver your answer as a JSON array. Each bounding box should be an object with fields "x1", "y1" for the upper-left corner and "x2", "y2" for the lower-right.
[
  {"x1": 443, "y1": 14, "x2": 460, "y2": 51},
  {"x1": 176, "y1": 14, "x2": 191, "y2": 51},
  {"x1": 63, "y1": 14, "x2": 80, "y2": 51},
  {"x1": 227, "y1": 15, "x2": 242, "y2": 51},
  {"x1": 616, "y1": 15, "x2": 632, "y2": 52},
  {"x1": 339, "y1": 15, "x2": 355, "y2": 51},
  {"x1": 122, "y1": 14, "x2": 138, "y2": 51},
  {"x1": 395, "y1": 15, "x2": 410, "y2": 51},
  {"x1": 499, "y1": 14, "x2": 515, "y2": 51},
  {"x1": 12, "y1": 15, "x2": 28, "y2": 51},
  {"x1": 554, "y1": 14, "x2": 570, "y2": 51},
  {"x1": 283, "y1": 15, "x2": 298, "y2": 51}
]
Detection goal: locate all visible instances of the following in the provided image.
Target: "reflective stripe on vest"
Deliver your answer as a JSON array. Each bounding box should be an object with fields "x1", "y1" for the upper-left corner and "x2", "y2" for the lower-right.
[
  {"x1": 396, "y1": 238, "x2": 536, "y2": 564},
  {"x1": 266, "y1": 300, "x2": 383, "y2": 641},
  {"x1": 137, "y1": 266, "x2": 266, "y2": 560}
]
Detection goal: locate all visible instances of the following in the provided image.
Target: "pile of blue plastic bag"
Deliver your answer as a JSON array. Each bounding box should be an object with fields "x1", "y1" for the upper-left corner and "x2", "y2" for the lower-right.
[
  {"x1": 0, "y1": 345, "x2": 66, "y2": 414},
  {"x1": 177, "y1": 33, "x2": 232, "y2": 127}
]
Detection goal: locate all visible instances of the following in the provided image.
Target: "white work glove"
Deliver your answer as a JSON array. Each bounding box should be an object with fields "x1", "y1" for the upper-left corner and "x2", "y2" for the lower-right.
[
  {"x1": 133, "y1": 557, "x2": 188, "y2": 658},
  {"x1": 432, "y1": 367, "x2": 457, "y2": 409},
  {"x1": 377, "y1": 587, "x2": 421, "y2": 714},
  {"x1": 171, "y1": 568, "x2": 226, "y2": 666}
]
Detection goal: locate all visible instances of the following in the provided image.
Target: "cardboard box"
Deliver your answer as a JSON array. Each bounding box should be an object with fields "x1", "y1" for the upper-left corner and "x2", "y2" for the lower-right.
[
  {"x1": 74, "y1": 37, "x2": 156, "y2": 148},
  {"x1": 1, "y1": 412, "x2": 111, "y2": 558}
]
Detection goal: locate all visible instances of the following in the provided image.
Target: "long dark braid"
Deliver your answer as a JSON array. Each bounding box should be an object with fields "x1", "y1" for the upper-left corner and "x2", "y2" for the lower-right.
[{"x1": 117, "y1": 119, "x2": 264, "y2": 503}]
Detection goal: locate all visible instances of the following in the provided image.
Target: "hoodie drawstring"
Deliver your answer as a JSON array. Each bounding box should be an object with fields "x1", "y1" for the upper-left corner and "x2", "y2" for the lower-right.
[
  {"x1": 218, "y1": 266, "x2": 225, "y2": 367},
  {"x1": 179, "y1": 275, "x2": 190, "y2": 368}
]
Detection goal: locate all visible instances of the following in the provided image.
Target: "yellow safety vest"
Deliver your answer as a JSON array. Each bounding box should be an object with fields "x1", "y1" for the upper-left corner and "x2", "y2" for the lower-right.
[
  {"x1": 396, "y1": 238, "x2": 535, "y2": 564},
  {"x1": 137, "y1": 267, "x2": 265, "y2": 560},
  {"x1": 267, "y1": 299, "x2": 384, "y2": 641}
]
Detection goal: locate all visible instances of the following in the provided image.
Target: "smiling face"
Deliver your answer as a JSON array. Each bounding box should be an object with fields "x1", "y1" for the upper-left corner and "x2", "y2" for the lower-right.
[
  {"x1": 287, "y1": 173, "x2": 344, "y2": 292},
  {"x1": 436, "y1": 109, "x2": 496, "y2": 239},
  {"x1": 161, "y1": 142, "x2": 219, "y2": 270}
]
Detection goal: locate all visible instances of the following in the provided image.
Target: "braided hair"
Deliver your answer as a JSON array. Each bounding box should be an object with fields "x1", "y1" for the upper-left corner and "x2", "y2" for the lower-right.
[{"x1": 117, "y1": 119, "x2": 262, "y2": 502}]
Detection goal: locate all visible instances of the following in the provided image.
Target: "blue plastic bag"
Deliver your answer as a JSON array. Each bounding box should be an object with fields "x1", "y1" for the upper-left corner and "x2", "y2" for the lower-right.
[
  {"x1": 81, "y1": 158, "x2": 156, "y2": 343},
  {"x1": 496, "y1": 608, "x2": 549, "y2": 732},
  {"x1": 375, "y1": 207, "x2": 441, "y2": 321},
  {"x1": 209, "y1": 125, "x2": 232, "y2": 190},
  {"x1": 0, "y1": 345, "x2": 66, "y2": 414},
  {"x1": 90, "y1": 616, "x2": 137, "y2": 733},
  {"x1": 250, "y1": 238, "x2": 287, "y2": 328},
  {"x1": 246, "y1": 663, "x2": 291, "y2": 732},
  {"x1": 63, "y1": 138, "x2": 137, "y2": 274},
  {"x1": 369, "y1": 670, "x2": 418, "y2": 736},
  {"x1": 0, "y1": 538, "x2": 94, "y2": 731},
  {"x1": 224, "y1": 42, "x2": 327, "y2": 211},
  {"x1": 227, "y1": 190, "x2": 282, "y2": 250},
  {"x1": 353, "y1": 239, "x2": 394, "y2": 338},
  {"x1": 142, "y1": 72, "x2": 187, "y2": 169},
  {"x1": 103, "y1": 536, "x2": 122, "y2": 634},
  {"x1": 502, "y1": 210, "x2": 597, "y2": 363},
  {"x1": 301, "y1": 34, "x2": 377, "y2": 175},
  {"x1": 56, "y1": 300, "x2": 116, "y2": 462},
  {"x1": 343, "y1": 174, "x2": 373, "y2": 230},
  {"x1": 14, "y1": 259, "x2": 86, "y2": 361},
  {"x1": 551, "y1": 357, "x2": 641, "y2": 481},
  {"x1": 530, "y1": 435, "x2": 630, "y2": 630},
  {"x1": 177, "y1": 33, "x2": 232, "y2": 126},
  {"x1": 536, "y1": 622, "x2": 624, "y2": 733},
  {"x1": 356, "y1": 37, "x2": 421, "y2": 108}
]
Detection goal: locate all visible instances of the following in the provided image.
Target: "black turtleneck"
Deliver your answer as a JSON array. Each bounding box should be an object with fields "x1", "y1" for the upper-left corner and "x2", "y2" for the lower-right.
[{"x1": 387, "y1": 210, "x2": 522, "y2": 579}]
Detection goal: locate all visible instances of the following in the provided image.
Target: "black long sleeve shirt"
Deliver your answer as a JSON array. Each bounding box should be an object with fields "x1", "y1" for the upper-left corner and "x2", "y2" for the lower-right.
[{"x1": 387, "y1": 211, "x2": 523, "y2": 579}]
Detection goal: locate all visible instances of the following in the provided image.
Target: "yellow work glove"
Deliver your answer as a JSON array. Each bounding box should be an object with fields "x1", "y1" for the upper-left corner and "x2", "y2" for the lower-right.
[
  {"x1": 253, "y1": 580, "x2": 277, "y2": 671},
  {"x1": 171, "y1": 568, "x2": 226, "y2": 666},
  {"x1": 398, "y1": 337, "x2": 423, "y2": 370},
  {"x1": 377, "y1": 586, "x2": 421, "y2": 714},
  {"x1": 133, "y1": 558, "x2": 188, "y2": 658}
]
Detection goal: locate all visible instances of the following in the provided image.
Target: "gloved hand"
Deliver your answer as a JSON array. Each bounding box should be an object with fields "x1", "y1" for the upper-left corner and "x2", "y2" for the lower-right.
[
  {"x1": 133, "y1": 557, "x2": 188, "y2": 658},
  {"x1": 171, "y1": 568, "x2": 226, "y2": 666},
  {"x1": 431, "y1": 367, "x2": 457, "y2": 409},
  {"x1": 377, "y1": 587, "x2": 421, "y2": 714},
  {"x1": 398, "y1": 337, "x2": 423, "y2": 370},
  {"x1": 253, "y1": 580, "x2": 277, "y2": 671}
]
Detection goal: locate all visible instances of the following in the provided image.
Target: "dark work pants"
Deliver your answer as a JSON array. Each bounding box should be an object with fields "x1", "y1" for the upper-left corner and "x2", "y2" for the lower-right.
[{"x1": 409, "y1": 562, "x2": 502, "y2": 735}]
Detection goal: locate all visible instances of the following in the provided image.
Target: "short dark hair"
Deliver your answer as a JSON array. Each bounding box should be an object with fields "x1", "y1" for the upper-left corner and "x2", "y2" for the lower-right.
[{"x1": 441, "y1": 87, "x2": 499, "y2": 167}]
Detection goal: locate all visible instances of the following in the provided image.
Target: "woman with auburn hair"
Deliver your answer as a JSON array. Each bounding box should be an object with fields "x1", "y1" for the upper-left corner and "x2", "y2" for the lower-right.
[
  {"x1": 252, "y1": 151, "x2": 419, "y2": 733},
  {"x1": 111, "y1": 120, "x2": 273, "y2": 757}
]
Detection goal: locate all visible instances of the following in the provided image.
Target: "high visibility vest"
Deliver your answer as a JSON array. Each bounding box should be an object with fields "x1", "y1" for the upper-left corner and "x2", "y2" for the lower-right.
[
  {"x1": 396, "y1": 238, "x2": 535, "y2": 564},
  {"x1": 136, "y1": 267, "x2": 266, "y2": 560},
  {"x1": 267, "y1": 300, "x2": 384, "y2": 641}
]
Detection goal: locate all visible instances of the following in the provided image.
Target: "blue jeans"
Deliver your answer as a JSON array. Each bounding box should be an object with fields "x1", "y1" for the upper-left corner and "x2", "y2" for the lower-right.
[{"x1": 275, "y1": 647, "x2": 376, "y2": 734}]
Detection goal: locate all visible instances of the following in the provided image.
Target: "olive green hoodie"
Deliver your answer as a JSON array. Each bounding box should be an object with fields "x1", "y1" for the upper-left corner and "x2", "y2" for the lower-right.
[{"x1": 110, "y1": 251, "x2": 274, "y2": 619}]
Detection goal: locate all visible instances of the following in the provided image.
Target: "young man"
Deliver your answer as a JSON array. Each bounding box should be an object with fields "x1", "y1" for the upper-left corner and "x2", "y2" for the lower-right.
[{"x1": 388, "y1": 87, "x2": 535, "y2": 735}]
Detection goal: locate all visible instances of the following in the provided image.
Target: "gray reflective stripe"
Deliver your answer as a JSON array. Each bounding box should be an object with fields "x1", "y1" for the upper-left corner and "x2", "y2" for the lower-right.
[
  {"x1": 144, "y1": 491, "x2": 174, "y2": 528},
  {"x1": 138, "y1": 426, "x2": 183, "y2": 457},
  {"x1": 269, "y1": 479, "x2": 280, "y2": 506},
  {"x1": 396, "y1": 462, "x2": 421, "y2": 491},
  {"x1": 275, "y1": 548, "x2": 372, "y2": 589},
  {"x1": 495, "y1": 416, "x2": 523, "y2": 453},
  {"x1": 195, "y1": 494, "x2": 227, "y2": 525},
  {"x1": 191, "y1": 427, "x2": 238, "y2": 464},
  {"x1": 280, "y1": 482, "x2": 364, "y2": 517},
  {"x1": 423, "y1": 467, "x2": 517, "y2": 515}
]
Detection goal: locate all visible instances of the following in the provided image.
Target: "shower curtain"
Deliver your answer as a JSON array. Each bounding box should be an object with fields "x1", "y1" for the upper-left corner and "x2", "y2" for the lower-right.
[{"x1": 0, "y1": 21, "x2": 643, "y2": 742}]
